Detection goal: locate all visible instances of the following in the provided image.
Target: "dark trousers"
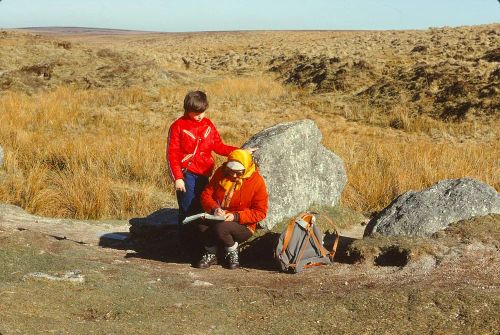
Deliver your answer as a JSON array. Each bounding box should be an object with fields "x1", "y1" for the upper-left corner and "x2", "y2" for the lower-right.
[
  {"x1": 198, "y1": 221, "x2": 253, "y2": 248},
  {"x1": 176, "y1": 170, "x2": 209, "y2": 225}
]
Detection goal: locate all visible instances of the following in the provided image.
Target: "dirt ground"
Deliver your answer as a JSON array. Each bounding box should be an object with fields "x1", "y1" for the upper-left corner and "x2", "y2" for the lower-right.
[{"x1": 1, "y1": 214, "x2": 498, "y2": 335}]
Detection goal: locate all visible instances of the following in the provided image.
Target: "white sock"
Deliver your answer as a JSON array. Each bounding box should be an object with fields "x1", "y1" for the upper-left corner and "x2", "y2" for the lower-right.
[
  {"x1": 205, "y1": 246, "x2": 216, "y2": 254},
  {"x1": 225, "y1": 242, "x2": 238, "y2": 252}
]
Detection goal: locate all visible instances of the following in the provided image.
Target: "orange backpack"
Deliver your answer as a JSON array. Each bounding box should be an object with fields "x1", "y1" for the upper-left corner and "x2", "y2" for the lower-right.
[{"x1": 275, "y1": 212, "x2": 339, "y2": 273}]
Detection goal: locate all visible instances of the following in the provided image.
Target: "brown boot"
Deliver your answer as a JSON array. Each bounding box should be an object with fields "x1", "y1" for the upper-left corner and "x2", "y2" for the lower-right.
[
  {"x1": 195, "y1": 251, "x2": 217, "y2": 269},
  {"x1": 225, "y1": 249, "x2": 240, "y2": 270}
]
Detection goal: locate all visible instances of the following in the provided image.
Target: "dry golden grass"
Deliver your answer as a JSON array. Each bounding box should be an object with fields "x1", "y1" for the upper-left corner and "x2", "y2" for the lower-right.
[
  {"x1": 1, "y1": 26, "x2": 498, "y2": 220},
  {"x1": 1, "y1": 78, "x2": 498, "y2": 219},
  {"x1": 326, "y1": 134, "x2": 499, "y2": 212},
  {"x1": 0, "y1": 78, "x2": 289, "y2": 219},
  {"x1": 0, "y1": 87, "x2": 169, "y2": 219}
]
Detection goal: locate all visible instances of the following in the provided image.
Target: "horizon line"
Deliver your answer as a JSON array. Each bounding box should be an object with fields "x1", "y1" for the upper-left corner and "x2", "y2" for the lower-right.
[{"x1": 6, "y1": 23, "x2": 499, "y2": 35}]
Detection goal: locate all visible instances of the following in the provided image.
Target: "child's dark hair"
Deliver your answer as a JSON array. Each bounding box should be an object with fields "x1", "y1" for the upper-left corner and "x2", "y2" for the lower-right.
[{"x1": 184, "y1": 91, "x2": 209, "y2": 113}]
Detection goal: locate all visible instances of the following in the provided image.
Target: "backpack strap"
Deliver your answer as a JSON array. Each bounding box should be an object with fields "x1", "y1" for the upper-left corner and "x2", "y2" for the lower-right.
[
  {"x1": 279, "y1": 216, "x2": 298, "y2": 256},
  {"x1": 280, "y1": 212, "x2": 309, "y2": 256},
  {"x1": 291, "y1": 225, "x2": 313, "y2": 269},
  {"x1": 330, "y1": 234, "x2": 340, "y2": 260},
  {"x1": 322, "y1": 215, "x2": 340, "y2": 260},
  {"x1": 286, "y1": 213, "x2": 313, "y2": 269},
  {"x1": 310, "y1": 230, "x2": 328, "y2": 258},
  {"x1": 303, "y1": 262, "x2": 327, "y2": 269}
]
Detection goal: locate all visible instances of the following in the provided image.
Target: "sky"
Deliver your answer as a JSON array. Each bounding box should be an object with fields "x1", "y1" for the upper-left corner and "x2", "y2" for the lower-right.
[{"x1": 0, "y1": 0, "x2": 498, "y2": 32}]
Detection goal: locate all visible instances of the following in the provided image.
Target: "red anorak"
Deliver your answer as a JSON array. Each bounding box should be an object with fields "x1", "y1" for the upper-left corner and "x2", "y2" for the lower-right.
[
  {"x1": 201, "y1": 165, "x2": 268, "y2": 233},
  {"x1": 167, "y1": 116, "x2": 237, "y2": 181}
]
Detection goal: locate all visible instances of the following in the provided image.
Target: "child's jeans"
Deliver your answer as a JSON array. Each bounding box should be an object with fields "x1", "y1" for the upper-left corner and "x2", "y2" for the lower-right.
[{"x1": 176, "y1": 170, "x2": 209, "y2": 226}]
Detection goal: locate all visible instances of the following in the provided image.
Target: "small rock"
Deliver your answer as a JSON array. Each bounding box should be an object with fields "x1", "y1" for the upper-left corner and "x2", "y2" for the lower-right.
[
  {"x1": 192, "y1": 280, "x2": 214, "y2": 287},
  {"x1": 23, "y1": 270, "x2": 85, "y2": 283}
]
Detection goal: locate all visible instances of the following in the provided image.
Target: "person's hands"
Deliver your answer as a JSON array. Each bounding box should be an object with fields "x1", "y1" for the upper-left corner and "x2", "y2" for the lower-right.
[
  {"x1": 244, "y1": 147, "x2": 258, "y2": 154},
  {"x1": 224, "y1": 213, "x2": 235, "y2": 222},
  {"x1": 214, "y1": 208, "x2": 225, "y2": 216},
  {"x1": 175, "y1": 179, "x2": 186, "y2": 192}
]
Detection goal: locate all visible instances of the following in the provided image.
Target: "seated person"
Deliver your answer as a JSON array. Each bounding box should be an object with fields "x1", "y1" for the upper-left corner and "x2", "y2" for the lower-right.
[{"x1": 196, "y1": 149, "x2": 268, "y2": 269}]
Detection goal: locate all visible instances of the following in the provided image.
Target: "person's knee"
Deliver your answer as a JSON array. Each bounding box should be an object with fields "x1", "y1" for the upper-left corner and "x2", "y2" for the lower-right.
[
  {"x1": 197, "y1": 223, "x2": 210, "y2": 235},
  {"x1": 213, "y1": 222, "x2": 229, "y2": 239}
]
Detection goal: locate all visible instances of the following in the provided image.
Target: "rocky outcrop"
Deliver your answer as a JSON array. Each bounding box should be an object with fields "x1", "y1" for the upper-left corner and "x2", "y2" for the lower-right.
[
  {"x1": 0, "y1": 32, "x2": 174, "y2": 94},
  {"x1": 267, "y1": 25, "x2": 500, "y2": 123},
  {"x1": 0, "y1": 203, "x2": 130, "y2": 245},
  {"x1": 364, "y1": 178, "x2": 500, "y2": 237},
  {"x1": 128, "y1": 208, "x2": 178, "y2": 237},
  {"x1": 243, "y1": 119, "x2": 347, "y2": 230}
]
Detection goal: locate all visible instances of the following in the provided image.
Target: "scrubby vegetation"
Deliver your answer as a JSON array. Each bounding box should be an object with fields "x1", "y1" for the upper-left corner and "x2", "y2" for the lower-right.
[{"x1": 0, "y1": 25, "x2": 498, "y2": 219}]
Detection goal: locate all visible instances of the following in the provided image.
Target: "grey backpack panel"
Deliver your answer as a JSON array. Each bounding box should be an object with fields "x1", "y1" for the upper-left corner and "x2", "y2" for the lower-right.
[{"x1": 275, "y1": 214, "x2": 332, "y2": 273}]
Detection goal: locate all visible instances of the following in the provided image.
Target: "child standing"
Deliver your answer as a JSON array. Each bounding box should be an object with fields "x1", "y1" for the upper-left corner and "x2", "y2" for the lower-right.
[{"x1": 167, "y1": 91, "x2": 238, "y2": 227}]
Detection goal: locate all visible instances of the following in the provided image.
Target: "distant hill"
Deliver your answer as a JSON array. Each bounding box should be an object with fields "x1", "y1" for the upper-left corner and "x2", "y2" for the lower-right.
[{"x1": 19, "y1": 26, "x2": 155, "y2": 34}]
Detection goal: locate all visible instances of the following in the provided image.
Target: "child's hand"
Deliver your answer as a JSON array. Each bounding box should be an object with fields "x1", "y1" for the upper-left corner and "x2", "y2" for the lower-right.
[
  {"x1": 244, "y1": 147, "x2": 258, "y2": 154},
  {"x1": 174, "y1": 179, "x2": 186, "y2": 192},
  {"x1": 224, "y1": 213, "x2": 235, "y2": 222}
]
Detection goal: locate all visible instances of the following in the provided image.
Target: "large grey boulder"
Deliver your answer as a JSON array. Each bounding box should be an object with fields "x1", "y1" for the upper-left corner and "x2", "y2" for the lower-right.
[
  {"x1": 364, "y1": 178, "x2": 500, "y2": 237},
  {"x1": 243, "y1": 119, "x2": 347, "y2": 230}
]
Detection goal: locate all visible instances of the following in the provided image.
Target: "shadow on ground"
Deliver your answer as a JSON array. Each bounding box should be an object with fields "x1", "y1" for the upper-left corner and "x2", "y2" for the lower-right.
[
  {"x1": 240, "y1": 232, "x2": 359, "y2": 271},
  {"x1": 98, "y1": 208, "x2": 194, "y2": 264},
  {"x1": 99, "y1": 208, "x2": 361, "y2": 270}
]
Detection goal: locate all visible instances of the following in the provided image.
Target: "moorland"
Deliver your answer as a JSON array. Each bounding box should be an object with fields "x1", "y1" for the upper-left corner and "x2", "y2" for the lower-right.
[{"x1": 0, "y1": 25, "x2": 498, "y2": 334}]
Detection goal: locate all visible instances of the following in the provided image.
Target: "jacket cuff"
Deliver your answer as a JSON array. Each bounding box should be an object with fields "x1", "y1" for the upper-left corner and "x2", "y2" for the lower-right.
[
  {"x1": 173, "y1": 172, "x2": 184, "y2": 181},
  {"x1": 233, "y1": 212, "x2": 240, "y2": 222}
]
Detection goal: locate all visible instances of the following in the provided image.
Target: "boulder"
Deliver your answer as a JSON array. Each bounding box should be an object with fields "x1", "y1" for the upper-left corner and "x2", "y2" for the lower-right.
[
  {"x1": 364, "y1": 178, "x2": 500, "y2": 237},
  {"x1": 128, "y1": 208, "x2": 178, "y2": 237},
  {"x1": 243, "y1": 119, "x2": 347, "y2": 230}
]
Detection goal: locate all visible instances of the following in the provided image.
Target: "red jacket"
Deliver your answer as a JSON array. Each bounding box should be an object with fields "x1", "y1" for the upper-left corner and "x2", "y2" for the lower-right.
[
  {"x1": 167, "y1": 116, "x2": 238, "y2": 180},
  {"x1": 201, "y1": 166, "x2": 268, "y2": 233}
]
